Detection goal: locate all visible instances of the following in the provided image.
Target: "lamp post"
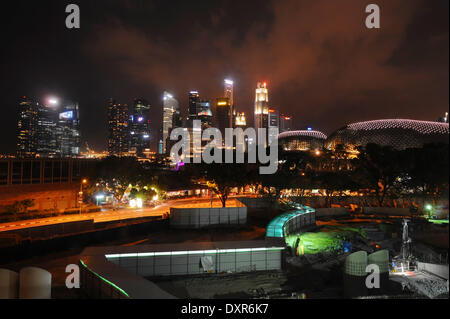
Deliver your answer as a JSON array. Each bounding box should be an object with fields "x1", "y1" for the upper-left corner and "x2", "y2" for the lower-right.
[{"x1": 79, "y1": 179, "x2": 87, "y2": 214}]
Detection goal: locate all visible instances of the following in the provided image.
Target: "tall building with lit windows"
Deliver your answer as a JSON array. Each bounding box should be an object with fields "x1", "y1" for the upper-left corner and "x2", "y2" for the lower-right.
[
  {"x1": 224, "y1": 79, "x2": 235, "y2": 127},
  {"x1": 129, "y1": 98, "x2": 151, "y2": 157},
  {"x1": 224, "y1": 79, "x2": 234, "y2": 108},
  {"x1": 254, "y1": 82, "x2": 269, "y2": 131},
  {"x1": 36, "y1": 101, "x2": 59, "y2": 157},
  {"x1": 16, "y1": 97, "x2": 38, "y2": 158},
  {"x1": 279, "y1": 114, "x2": 293, "y2": 133},
  {"x1": 188, "y1": 91, "x2": 200, "y2": 124},
  {"x1": 235, "y1": 112, "x2": 247, "y2": 153},
  {"x1": 161, "y1": 92, "x2": 179, "y2": 154},
  {"x1": 196, "y1": 100, "x2": 213, "y2": 130},
  {"x1": 268, "y1": 108, "x2": 279, "y2": 129},
  {"x1": 108, "y1": 98, "x2": 129, "y2": 156},
  {"x1": 56, "y1": 102, "x2": 81, "y2": 157},
  {"x1": 215, "y1": 97, "x2": 232, "y2": 137}
]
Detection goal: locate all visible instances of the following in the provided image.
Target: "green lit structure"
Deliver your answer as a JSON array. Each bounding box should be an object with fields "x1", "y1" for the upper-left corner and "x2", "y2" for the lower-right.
[{"x1": 266, "y1": 206, "x2": 316, "y2": 238}]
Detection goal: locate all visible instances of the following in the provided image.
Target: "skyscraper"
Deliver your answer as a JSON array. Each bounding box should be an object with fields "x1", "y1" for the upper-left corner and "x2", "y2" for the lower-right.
[
  {"x1": 235, "y1": 112, "x2": 247, "y2": 153},
  {"x1": 235, "y1": 112, "x2": 247, "y2": 127},
  {"x1": 16, "y1": 97, "x2": 38, "y2": 158},
  {"x1": 254, "y1": 82, "x2": 269, "y2": 131},
  {"x1": 108, "y1": 98, "x2": 129, "y2": 156},
  {"x1": 36, "y1": 101, "x2": 58, "y2": 157},
  {"x1": 56, "y1": 102, "x2": 81, "y2": 157},
  {"x1": 129, "y1": 98, "x2": 151, "y2": 157},
  {"x1": 215, "y1": 97, "x2": 232, "y2": 137},
  {"x1": 188, "y1": 91, "x2": 200, "y2": 124},
  {"x1": 279, "y1": 114, "x2": 293, "y2": 133},
  {"x1": 161, "y1": 92, "x2": 179, "y2": 154},
  {"x1": 268, "y1": 108, "x2": 279, "y2": 129},
  {"x1": 196, "y1": 100, "x2": 213, "y2": 130}
]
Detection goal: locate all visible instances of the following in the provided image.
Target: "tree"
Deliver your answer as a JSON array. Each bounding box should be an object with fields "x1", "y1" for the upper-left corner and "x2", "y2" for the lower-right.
[
  {"x1": 202, "y1": 162, "x2": 249, "y2": 208},
  {"x1": 354, "y1": 144, "x2": 404, "y2": 206},
  {"x1": 402, "y1": 143, "x2": 449, "y2": 205},
  {"x1": 6, "y1": 199, "x2": 35, "y2": 219},
  {"x1": 90, "y1": 156, "x2": 144, "y2": 207}
]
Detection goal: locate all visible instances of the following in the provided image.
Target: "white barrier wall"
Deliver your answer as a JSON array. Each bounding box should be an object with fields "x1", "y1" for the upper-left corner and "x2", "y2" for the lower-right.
[
  {"x1": 170, "y1": 207, "x2": 247, "y2": 228},
  {"x1": 19, "y1": 267, "x2": 52, "y2": 299},
  {"x1": 417, "y1": 262, "x2": 449, "y2": 280},
  {"x1": 103, "y1": 241, "x2": 285, "y2": 278},
  {"x1": 0, "y1": 269, "x2": 19, "y2": 299}
]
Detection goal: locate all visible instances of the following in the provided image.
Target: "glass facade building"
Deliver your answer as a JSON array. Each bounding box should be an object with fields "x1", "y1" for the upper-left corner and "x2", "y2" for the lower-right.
[
  {"x1": 56, "y1": 102, "x2": 81, "y2": 157},
  {"x1": 215, "y1": 97, "x2": 232, "y2": 137},
  {"x1": 161, "y1": 92, "x2": 179, "y2": 154},
  {"x1": 16, "y1": 98, "x2": 38, "y2": 158},
  {"x1": 108, "y1": 99, "x2": 129, "y2": 156},
  {"x1": 36, "y1": 103, "x2": 58, "y2": 157},
  {"x1": 129, "y1": 99, "x2": 151, "y2": 156},
  {"x1": 279, "y1": 114, "x2": 292, "y2": 133}
]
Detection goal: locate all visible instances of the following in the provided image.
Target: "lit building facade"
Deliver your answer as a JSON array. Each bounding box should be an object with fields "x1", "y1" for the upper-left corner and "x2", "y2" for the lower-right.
[
  {"x1": 108, "y1": 98, "x2": 129, "y2": 156},
  {"x1": 235, "y1": 112, "x2": 248, "y2": 153},
  {"x1": 36, "y1": 102, "x2": 58, "y2": 158},
  {"x1": 278, "y1": 130, "x2": 327, "y2": 152},
  {"x1": 196, "y1": 100, "x2": 213, "y2": 130},
  {"x1": 215, "y1": 97, "x2": 232, "y2": 137},
  {"x1": 16, "y1": 97, "x2": 38, "y2": 158},
  {"x1": 325, "y1": 119, "x2": 450, "y2": 153},
  {"x1": 224, "y1": 79, "x2": 235, "y2": 127},
  {"x1": 279, "y1": 114, "x2": 292, "y2": 133},
  {"x1": 269, "y1": 108, "x2": 279, "y2": 129},
  {"x1": 129, "y1": 99, "x2": 151, "y2": 157},
  {"x1": 56, "y1": 102, "x2": 81, "y2": 157},
  {"x1": 188, "y1": 91, "x2": 200, "y2": 124},
  {"x1": 254, "y1": 82, "x2": 269, "y2": 131},
  {"x1": 161, "y1": 92, "x2": 179, "y2": 154}
]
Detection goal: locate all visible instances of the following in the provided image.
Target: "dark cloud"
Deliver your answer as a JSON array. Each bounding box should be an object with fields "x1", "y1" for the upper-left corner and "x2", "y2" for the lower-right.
[{"x1": 0, "y1": 0, "x2": 448, "y2": 153}]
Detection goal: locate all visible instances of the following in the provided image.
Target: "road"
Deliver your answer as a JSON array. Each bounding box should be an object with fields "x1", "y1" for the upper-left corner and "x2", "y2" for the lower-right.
[{"x1": 0, "y1": 197, "x2": 244, "y2": 233}]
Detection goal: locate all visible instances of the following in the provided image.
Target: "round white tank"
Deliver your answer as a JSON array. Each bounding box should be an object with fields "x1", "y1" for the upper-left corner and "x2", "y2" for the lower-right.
[
  {"x1": 19, "y1": 267, "x2": 52, "y2": 299},
  {"x1": 345, "y1": 251, "x2": 368, "y2": 277},
  {"x1": 368, "y1": 250, "x2": 389, "y2": 274},
  {"x1": 0, "y1": 269, "x2": 19, "y2": 299}
]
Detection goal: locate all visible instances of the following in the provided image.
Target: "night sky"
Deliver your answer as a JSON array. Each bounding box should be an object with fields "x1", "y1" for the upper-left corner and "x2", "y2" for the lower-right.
[{"x1": 0, "y1": 0, "x2": 448, "y2": 154}]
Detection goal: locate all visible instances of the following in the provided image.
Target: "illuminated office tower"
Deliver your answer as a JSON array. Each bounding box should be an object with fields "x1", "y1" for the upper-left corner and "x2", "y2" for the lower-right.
[
  {"x1": 56, "y1": 102, "x2": 81, "y2": 157},
  {"x1": 279, "y1": 114, "x2": 293, "y2": 133},
  {"x1": 224, "y1": 79, "x2": 234, "y2": 108},
  {"x1": 108, "y1": 98, "x2": 129, "y2": 156},
  {"x1": 188, "y1": 91, "x2": 200, "y2": 123},
  {"x1": 235, "y1": 112, "x2": 247, "y2": 127},
  {"x1": 196, "y1": 100, "x2": 213, "y2": 130},
  {"x1": 16, "y1": 97, "x2": 38, "y2": 158},
  {"x1": 36, "y1": 101, "x2": 59, "y2": 158},
  {"x1": 215, "y1": 97, "x2": 232, "y2": 137},
  {"x1": 254, "y1": 82, "x2": 269, "y2": 130},
  {"x1": 235, "y1": 112, "x2": 247, "y2": 153},
  {"x1": 268, "y1": 108, "x2": 279, "y2": 129},
  {"x1": 224, "y1": 79, "x2": 235, "y2": 126},
  {"x1": 129, "y1": 98, "x2": 151, "y2": 157},
  {"x1": 161, "y1": 92, "x2": 179, "y2": 154}
]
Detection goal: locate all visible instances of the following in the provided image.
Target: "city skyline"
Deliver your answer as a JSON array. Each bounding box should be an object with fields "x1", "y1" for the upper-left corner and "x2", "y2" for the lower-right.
[
  {"x1": 0, "y1": 0, "x2": 448, "y2": 303},
  {"x1": 0, "y1": 0, "x2": 448, "y2": 154}
]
